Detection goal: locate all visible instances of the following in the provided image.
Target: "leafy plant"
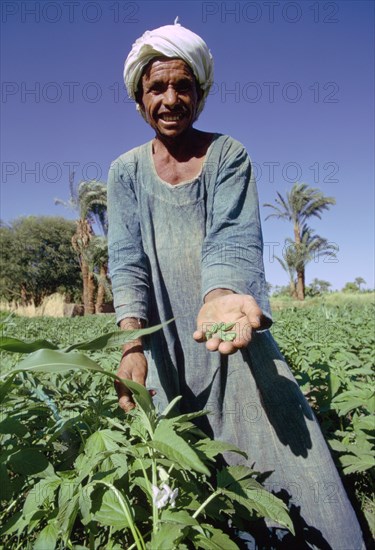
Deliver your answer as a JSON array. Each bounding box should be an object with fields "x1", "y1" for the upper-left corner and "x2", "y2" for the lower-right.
[
  {"x1": 272, "y1": 302, "x2": 375, "y2": 537},
  {"x1": 0, "y1": 319, "x2": 293, "y2": 549}
]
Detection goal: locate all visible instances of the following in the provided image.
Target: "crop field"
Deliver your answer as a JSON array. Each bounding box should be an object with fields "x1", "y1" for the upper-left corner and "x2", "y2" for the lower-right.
[{"x1": 0, "y1": 299, "x2": 374, "y2": 548}]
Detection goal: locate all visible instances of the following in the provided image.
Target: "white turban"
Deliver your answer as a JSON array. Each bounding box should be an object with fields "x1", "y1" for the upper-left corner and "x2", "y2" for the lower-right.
[{"x1": 124, "y1": 21, "x2": 214, "y2": 117}]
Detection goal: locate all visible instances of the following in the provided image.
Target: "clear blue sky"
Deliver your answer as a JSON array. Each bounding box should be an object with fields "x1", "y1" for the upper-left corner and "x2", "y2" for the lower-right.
[{"x1": 1, "y1": 0, "x2": 374, "y2": 290}]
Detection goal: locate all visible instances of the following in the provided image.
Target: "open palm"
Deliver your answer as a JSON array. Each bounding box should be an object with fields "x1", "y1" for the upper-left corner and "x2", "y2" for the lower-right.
[{"x1": 193, "y1": 294, "x2": 269, "y2": 355}]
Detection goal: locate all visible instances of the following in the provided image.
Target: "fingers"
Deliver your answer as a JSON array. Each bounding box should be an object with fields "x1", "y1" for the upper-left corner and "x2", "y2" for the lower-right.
[
  {"x1": 116, "y1": 383, "x2": 156, "y2": 412},
  {"x1": 114, "y1": 377, "x2": 135, "y2": 412},
  {"x1": 118, "y1": 392, "x2": 136, "y2": 412},
  {"x1": 205, "y1": 336, "x2": 244, "y2": 355},
  {"x1": 115, "y1": 353, "x2": 148, "y2": 413},
  {"x1": 206, "y1": 341, "x2": 245, "y2": 355},
  {"x1": 193, "y1": 329, "x2": 206, "y2": 342},
  {"x1": 205, "y1": 336, "x2": 221, "y2": 351}
]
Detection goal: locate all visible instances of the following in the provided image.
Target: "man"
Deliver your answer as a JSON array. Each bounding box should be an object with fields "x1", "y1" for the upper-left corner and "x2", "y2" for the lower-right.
[{"x1": 107, "y1": 21, "x2": 364, "y2": 549}]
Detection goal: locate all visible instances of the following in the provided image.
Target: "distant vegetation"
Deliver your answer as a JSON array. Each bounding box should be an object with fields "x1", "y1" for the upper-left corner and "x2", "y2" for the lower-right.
[
  {"x1": 0, "y1": 180, "x2": 371, "y2": 315},
  {"x1": 264, "y1": 183, "x2": 337, "y2": 300},
  {"x1": 0, "y1": 217, "x2": 82, "y2": 306},
  {"x1": 55, "y1": 175, "x2": 110, "y2": 314}
]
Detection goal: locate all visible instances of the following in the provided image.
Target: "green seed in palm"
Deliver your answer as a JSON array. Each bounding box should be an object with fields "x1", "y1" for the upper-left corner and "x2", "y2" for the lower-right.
[{"x1": 222, "y1": 332, "x2": 237, "y2": 342}]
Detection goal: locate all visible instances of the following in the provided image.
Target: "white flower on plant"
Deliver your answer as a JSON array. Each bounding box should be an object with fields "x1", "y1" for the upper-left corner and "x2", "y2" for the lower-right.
[{"x1": 152, "y1": 483, "x2": 179, "y2": 509}]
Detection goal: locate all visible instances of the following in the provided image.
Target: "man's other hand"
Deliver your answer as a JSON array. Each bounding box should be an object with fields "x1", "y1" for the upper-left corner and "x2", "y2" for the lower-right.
[{"x1": 115, "y1": 347, "x2": 152, "y2": 412}]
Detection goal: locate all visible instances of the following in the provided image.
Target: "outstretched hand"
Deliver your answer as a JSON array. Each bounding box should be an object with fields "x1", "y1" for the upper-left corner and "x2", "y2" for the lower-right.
[{"x1": 193, "y1": 292, "x2": 269, "y2": 355}]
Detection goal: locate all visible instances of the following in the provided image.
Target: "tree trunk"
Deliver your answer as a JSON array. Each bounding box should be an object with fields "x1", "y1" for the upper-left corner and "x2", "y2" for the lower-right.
[
  {"x1": 294, "y1": 222, "x2": 304, "y2": 299},
  {"x1": 95, "y1": 264, "x2": 107, "y2": 314},
  {"x1": 21, "y1": 284, "x2": 28, "y2": 306},
  {"x1": 294, "y1": 223, "x2": 301, "y2": 244},
  {"x1": 72, "y1": 219, "x2": 94, "y2": 315},
  {"x1": 289, "y1": 279, "x2": 297, "y2": 299},
  {"x1": 296, "y1": 269, "x2": 305, "y2": 300},
  {"x1": 81, "y1": 258, "x2": 89, "y2": 312},
  {"x1": 86, "y1": 271, "x2": 96, "y2": 315}
]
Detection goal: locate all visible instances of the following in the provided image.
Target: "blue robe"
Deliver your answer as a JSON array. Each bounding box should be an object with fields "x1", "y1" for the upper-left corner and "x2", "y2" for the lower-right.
[{"x1": 108, "y1": 134, "x2": 364, "y2": 549}]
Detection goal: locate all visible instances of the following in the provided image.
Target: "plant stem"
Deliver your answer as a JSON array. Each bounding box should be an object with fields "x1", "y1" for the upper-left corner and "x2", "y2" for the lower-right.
[
  {"x1": 192, "y1": 491, "x2": 220, "y2": 519},
  {"x1": 148, "y1": 447, "x2": 159, "y2": 534},
  {"x1": 89, "y1": 530, "x2": 95, "y2": 550},
  {"x1": 128, "y1": 529, "x2": 152, "y2": 550},
  {"x1": 92, "y1": 481, "x2": 146, "y2": 550}
]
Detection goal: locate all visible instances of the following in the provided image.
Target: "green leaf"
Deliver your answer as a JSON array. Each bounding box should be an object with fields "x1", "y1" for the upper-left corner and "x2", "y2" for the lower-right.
[
  {"x1": 328, "y1": 439, "x2": 348, "y2": 453},
  {"x1": 0, "y1": 463, "x2": 13, "y2": 501},
  {"x1": 196, "y1": 439, "x2": 247, "y2": 461},
  {"x1": 84, "y1": 429, "x2": 124, "y2": 457},
  {"x1": 5, "y1": 351, "x2": 155, "y2": 431},
  {"x1": 161, "y1": 409, "x2": 209, "y2": 427},
  {"x1": 0, "y1": 336, "x2": 58, "y2": 353},
  {"x1": 340, "y1": 454, "x2": 375, "y2": 474},
  {"x1": 33, "y1": 522, "x2": 59, "y2": 550},
  {"x1": 332, "y1": 389, "x2": 375, "y2": 415},
  {"x1": 329, "y1": 372, "x2": 341, "y2": 397},
  {"x1": 160, "y1": 395, "x2": 183, "y2": 418},
  {"x1": 152, "y1": 422, "x2": 210, "y2": 476},
  {"x1": 149, "y1": 522, "x2": 185, "y2": 550},
  {"x1": 221, "y1": 486, "x2": 294, "y2": 534},
  {"x1": 160, "y1": 509, "x2": 199, "y2": 527},
  {"x1": 0, "y1": 417, "x2": 27, "y2": 437},
  {"x1": 58, "y1": 478, "x2": 78, "y2": 509},
  {"x1": 0, "y1": 374, "x2": 17, "y2": 403},
  {"x1": 11, "y1": 348, "x2": 107, "y2": 376},
  {"x1": 57, "y1": 493, "x2": 79, "y2": 542},
  {"x1": 23, "y1": 476, "x2": 61, "y2": 517},
  {"x1": 193, "y1": 524, "x2": 240, "y2": 550},
  {"x1": 217, "y1": 465, "x2": 256, "y2": 488},
  {"x1": 79, "y1": 485, "x2": 94, "y2": 525},
  {"x1": 0, "y1": 511, "x2": 26, "y2": 536},
  {"x1": 91, "y1": 486, "x2": 132, "y2": 530},
  {"x1": 356, "y1": 416, "x2": 375, "y2": 431},
  {"x1": 64, "y1": 320, "x2": 174, "y2": 352},
  {"x1": 217, "y1": 467, "x2": 293, "y2": 533},
  {"x1": 9, "y1": 448, "x2": 49, "y2": 475}
]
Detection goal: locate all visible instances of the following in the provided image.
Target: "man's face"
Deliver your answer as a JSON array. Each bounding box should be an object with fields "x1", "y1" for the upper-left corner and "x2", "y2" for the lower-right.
[{"x1": 138, "y1": 58, "x2": 201, "y2": 138}]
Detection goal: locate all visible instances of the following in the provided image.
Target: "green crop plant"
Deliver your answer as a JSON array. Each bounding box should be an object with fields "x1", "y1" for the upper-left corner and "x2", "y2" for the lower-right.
[
  {"x1": 0, "y1": 315, "x2": 293, "y2": 549},
  {"x1": 271, "y1": 302, "x2": 375, "y2": 538},
  {"x1": 0, "y1": 300, "x2": 373, "y2": 545}
]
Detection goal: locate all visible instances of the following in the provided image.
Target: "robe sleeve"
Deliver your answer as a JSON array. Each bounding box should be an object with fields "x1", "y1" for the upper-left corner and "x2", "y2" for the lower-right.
[
  {"x1": 201, "y1": 138, "x2": 272, "y2": 322},
  {"x1": 107, "y1": 156, "x2": 150, "y2": 325}
]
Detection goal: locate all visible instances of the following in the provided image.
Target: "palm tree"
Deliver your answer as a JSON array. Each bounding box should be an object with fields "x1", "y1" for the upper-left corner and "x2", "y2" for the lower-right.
[
  {"x1": 78, "y1": 181, "x2": 108, "y2": 236},
  {"x1": 276, "y1": 226, "x2": 338, "y2": 300},
  {"x1": 264, "y1": 183, "x2": 336, "y2": 300},
  {"x1": 354, "y1": 277, "x2": 366, "y2": 291},
  {"x1": 309, "y1": 278, "x2": 332, "y2": 296},
  {"x1": 55, "y1": 175, "x2": 107, "y2": 314},
  {"x1": 85, "y1": 236, "x2": 112, "y2": 313},
  {"x1": 275, "y1": 249, "x2": 298, "y2": 299}
]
